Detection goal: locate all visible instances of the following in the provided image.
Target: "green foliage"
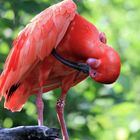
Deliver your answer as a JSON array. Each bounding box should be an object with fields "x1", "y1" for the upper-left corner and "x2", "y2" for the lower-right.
[{"x1": 0, "y1": 0, "x2": 140, "y2": 139}]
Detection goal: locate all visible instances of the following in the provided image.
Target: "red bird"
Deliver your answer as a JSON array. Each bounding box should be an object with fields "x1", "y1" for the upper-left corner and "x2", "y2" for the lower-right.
[{"x1": 0, "y1": 0, "x2": 121, "y2": 140}]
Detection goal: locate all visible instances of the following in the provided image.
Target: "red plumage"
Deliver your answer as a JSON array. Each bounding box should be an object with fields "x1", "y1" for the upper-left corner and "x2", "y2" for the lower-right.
[{"x1": 0, "y1": 0, "x2": 120, "y2": 139}]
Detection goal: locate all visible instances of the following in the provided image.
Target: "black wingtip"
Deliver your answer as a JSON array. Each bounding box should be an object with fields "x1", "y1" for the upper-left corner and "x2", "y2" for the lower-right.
[{"x1": 6, "y1": 83, "x2": 20, "y2": 101}]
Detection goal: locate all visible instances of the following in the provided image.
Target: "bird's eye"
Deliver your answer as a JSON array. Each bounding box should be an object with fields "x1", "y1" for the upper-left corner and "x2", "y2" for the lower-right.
[
  {"x1": 91, "y1": 70, "x2": 97, "y2": 78},
  {"x1": 93, "y1": 71, "x2": 97, "y2": 76},
  {"x1": 99, "y1": 32, "x2": 107, "y2": 44}
]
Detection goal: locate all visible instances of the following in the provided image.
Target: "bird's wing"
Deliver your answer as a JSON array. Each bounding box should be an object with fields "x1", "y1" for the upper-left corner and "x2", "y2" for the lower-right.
[{"x1": 0, "y1": 0, "x2": 76, "y2": 99}]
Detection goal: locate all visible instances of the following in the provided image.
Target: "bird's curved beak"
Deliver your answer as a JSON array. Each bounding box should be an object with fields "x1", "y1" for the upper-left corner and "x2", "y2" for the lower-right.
[{"x1": 52, "y1": 49, "x2": 90, "y2": 74}]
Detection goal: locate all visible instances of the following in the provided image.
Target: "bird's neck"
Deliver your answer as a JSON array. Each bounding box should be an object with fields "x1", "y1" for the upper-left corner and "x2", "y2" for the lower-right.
[{"x1": 57, "y1": 14, "x2": 103, "y2": 60}]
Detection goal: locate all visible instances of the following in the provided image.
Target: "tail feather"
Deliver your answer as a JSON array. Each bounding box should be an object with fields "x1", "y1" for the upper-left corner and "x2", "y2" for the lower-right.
[{"x1": 4, "y1": 83, "x2": 30, "y2": 112}]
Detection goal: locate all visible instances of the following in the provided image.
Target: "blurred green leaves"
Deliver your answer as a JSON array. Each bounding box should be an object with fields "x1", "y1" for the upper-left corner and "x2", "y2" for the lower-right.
[{"x1": 0, "y1": 0, "x2": 140, "y2": 140}]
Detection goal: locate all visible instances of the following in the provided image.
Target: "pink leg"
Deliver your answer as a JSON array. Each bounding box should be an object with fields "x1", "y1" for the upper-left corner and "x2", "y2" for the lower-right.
[
  {"x1": 56, "y1": 91, "x2": 69, "y2": 140},
  {"x1": 56, "y1": 74, "x2": 76, "y2": 140},
  {"x1": 36, "y1": 88, "x2": 44, "y2": 126}
]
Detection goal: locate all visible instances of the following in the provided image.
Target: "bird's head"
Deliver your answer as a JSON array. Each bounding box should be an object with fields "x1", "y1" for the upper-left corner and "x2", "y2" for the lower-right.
[
  {"x1": 86, "y1": 33, "x2": 121, "y2": 84},
  {"x1": 56, "y1": 14, "x2": 121, "y2": 84}
]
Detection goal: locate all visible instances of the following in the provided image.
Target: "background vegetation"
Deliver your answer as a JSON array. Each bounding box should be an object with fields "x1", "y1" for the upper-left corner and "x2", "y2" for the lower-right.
[{"x1": 0, "y1": 0, "x2": 140, "y2": 140}]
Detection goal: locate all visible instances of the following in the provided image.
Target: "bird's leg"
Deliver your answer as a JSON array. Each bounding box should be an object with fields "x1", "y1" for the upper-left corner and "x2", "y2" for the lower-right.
[
  {"x1": 56, "y1": 74, "x2": 77, "y2": 140},
  {"x1": 36, "y1": 87, "x2": 44, "y2": 126},
  {"x1": 37, "y1": 66, "x2": 52, "y2": 126},
  {"x1": 56, "y1": 89, "x2": 69, "y2": 140}
]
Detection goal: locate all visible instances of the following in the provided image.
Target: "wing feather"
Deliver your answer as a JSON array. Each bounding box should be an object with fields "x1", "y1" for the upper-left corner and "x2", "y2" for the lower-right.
[{"x1": 0, "y1": 0, "x2": 76, "y2": 99}]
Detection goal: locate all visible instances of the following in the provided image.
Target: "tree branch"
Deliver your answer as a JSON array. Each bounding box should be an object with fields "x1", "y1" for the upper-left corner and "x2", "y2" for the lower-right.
[{"x1": 0, "y1": 126, "x2": 61, "y2": 140}]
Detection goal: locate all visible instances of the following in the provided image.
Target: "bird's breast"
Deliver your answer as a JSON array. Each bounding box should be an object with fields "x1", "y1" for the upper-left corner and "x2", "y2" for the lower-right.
[{"x1": 31, "y1": 54, "x2": 87, "y2": 93}]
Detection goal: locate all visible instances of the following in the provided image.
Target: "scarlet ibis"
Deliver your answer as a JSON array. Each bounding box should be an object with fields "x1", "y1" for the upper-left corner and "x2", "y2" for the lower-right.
[{"x1": 0, "y1": 0, "x2": 121, "y2": 139}]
